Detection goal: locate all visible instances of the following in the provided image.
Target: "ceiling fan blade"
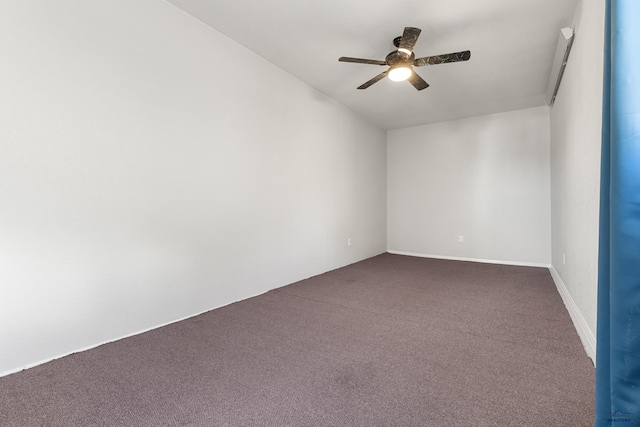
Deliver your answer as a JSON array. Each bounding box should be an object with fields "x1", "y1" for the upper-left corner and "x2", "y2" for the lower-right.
[
  {"x1": 399, "y1": 27, "x2": 421, "y2": 51},
  {"x1": 339, "y1": 57, "x2": 387, "y2": 66},
  {"x1": 407, "y1": 72, "x2": 429, "y2": 91},
  {"x1": 413, "y1": 50, "x2": 471, "y2": 67},
  {"x1": 357, "y1": 70, "x2": 389, "y2": 89}
]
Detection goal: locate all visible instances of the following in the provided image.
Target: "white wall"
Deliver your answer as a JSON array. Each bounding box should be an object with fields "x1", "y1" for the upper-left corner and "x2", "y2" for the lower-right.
[
  {"x1": 0, "y1": 0, "x2": 387, "y2": 376},
  {"x1": 388, "y1": 106, "x2": 551, "y2": 266},
  {"x1": 549, "y1": 0, "x2": 605, "y2": 362}
]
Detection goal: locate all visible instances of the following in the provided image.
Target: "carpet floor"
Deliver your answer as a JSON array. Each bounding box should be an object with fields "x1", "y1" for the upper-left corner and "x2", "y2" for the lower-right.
[{"x1": 0, "y1": 253, "x2": 595, "y2": 426}]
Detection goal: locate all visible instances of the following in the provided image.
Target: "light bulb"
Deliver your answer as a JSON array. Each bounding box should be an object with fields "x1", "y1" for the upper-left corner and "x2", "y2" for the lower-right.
[{"x1": 388, "y1": 66, "x2": 412, "y2": 82}]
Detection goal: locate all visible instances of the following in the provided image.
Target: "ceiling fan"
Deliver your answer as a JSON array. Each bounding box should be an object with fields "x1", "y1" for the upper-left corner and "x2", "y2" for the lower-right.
[{"x1": 338, "y1": 27, "x2": 471, "y2": 91}]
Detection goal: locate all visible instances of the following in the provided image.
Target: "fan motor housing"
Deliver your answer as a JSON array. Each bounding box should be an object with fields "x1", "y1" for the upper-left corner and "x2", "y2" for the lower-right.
[{"x1": 385, "y1": 50, "x2": 415, "y2": 66}]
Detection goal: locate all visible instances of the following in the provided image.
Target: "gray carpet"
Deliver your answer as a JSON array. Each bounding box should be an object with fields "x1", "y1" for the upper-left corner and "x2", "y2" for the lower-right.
[{"x1": 0, "y1": 253, "x2": 594, "y2": 426}]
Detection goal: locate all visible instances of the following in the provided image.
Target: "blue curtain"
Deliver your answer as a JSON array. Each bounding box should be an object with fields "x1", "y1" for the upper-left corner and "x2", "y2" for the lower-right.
[{"x1": 595, "y1": 1, "x2": 640, "y2": 426}]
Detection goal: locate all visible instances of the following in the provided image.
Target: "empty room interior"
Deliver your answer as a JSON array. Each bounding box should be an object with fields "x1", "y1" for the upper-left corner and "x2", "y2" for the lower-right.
[{"x1": 1, "y1": 0, "x2": 606, "y2": 426}]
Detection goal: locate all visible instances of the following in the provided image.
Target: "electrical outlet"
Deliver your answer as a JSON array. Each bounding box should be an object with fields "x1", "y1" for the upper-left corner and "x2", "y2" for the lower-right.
[
  {"x1": 347, "y1": 238, "x2": 352, "y2": 247},
  {"x1": 458, "y1": 236, "x2": 464, "y2": 243},
  {"x1": 563, "y1": 253, "x2": 566, "y2": 265}
]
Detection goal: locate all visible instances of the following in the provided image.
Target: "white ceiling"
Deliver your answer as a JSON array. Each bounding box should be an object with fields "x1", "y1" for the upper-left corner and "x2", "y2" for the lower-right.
[{"x1": 166, "y1": 0, "x2": 579, "y2": 130}]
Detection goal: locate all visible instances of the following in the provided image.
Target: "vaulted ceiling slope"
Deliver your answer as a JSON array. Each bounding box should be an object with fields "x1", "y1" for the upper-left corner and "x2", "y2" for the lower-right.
[{"x1": 166, "y1": 0, "x2": 579, "y2": 130}]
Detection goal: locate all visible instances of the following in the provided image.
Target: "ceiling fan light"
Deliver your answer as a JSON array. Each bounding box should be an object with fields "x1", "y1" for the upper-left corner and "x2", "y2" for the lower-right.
[{"x1": 388, "y1": 66, "x2": 412, "y2": 82}]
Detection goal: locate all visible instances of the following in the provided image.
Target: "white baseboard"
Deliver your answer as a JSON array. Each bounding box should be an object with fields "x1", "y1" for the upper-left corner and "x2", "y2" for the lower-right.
[
  {"x1": 387, "y1": 250, "x2": 596, "y2": 364},
  {"x1": 387, "y1": 250, "x2": 551, "y2": 268},
  {"x1": 0, "y1": 254, "x2": 380, "y2": 379},
  {"x1": 2, "y1": 255, "x2": 595, "y2": 378},
  {"x1": 549, "y1": 267, "x2": 596, "y2": 365},
  {"x1": 0, "y1": 297, "x2": 256, "y2": 378}
]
